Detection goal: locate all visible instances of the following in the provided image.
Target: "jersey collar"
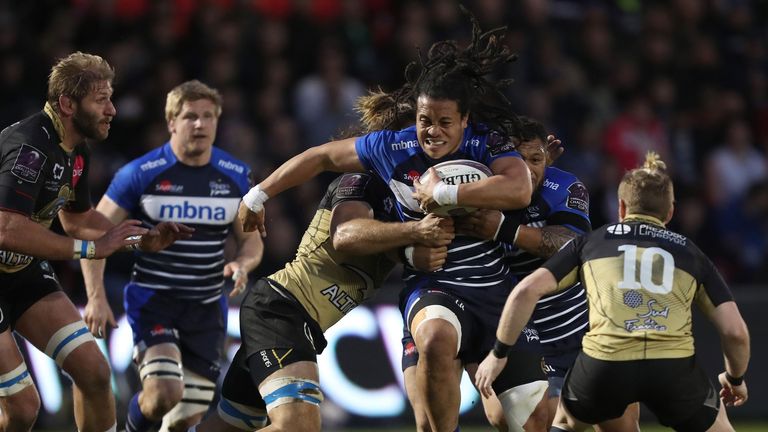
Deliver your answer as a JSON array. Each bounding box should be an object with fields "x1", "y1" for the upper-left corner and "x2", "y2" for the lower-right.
[
  {"x1": 43, "y1": 102, "x2": 66, "y2": 145},
  {"x1": 623, "y1": 213, "x2": 665, "y2": 227}
]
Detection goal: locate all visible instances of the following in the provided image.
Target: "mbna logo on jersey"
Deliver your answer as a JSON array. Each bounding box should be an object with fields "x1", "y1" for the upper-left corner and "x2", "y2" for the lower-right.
[{"x1": 607, "y1": 223, "x2": 632, "y2": 235}]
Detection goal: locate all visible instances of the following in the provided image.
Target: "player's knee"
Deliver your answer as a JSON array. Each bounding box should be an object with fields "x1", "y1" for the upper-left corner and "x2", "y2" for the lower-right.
[
  {"x1": 0, "y1": 389, "x2": 40, "y2": 432},
  {"x1": 415, "y1": 322, "x2": 457, "y2": 361},
  {"x1": 161, "y1": 371, "x2": 216, "y2": 431},
  {"x1": 69, "y1": 351, "x2": 112, "y2": 396},
  {"x1": 142, "y1": 380, "x2": 184, "y2": 418}
]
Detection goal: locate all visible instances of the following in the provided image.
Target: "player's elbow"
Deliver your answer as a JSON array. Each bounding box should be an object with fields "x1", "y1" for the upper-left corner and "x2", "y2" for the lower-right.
[
  {"x1": 332, "y1": 227, "x2": 358, "y2": 253},
  {"x1": 722, "y1": 319, "x2": 750, "y2": 348}
]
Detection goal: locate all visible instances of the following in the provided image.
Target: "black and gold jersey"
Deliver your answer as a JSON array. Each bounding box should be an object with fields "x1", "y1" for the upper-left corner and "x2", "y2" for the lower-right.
[
  {"x1": 268, "y1": 173, "x2": 400, "y2": 331},
  {"x1": 543, "y1": 214, "x2": 733, "y2": 361},
  {"x1": 0, "y1": 105, "x2": 91, "y2": 273}
]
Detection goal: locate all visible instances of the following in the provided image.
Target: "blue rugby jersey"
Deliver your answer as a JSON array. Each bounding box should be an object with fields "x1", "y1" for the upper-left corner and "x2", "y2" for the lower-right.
[
  {"x1": 505, "y1": 166, "x2": 592, "y2": 355},
  {"x1": 106, "y1": 143, "x2": 250, "y2": 302},
  {"x1": 355, "y1": 124, "x2": 522, "y2": 310}
]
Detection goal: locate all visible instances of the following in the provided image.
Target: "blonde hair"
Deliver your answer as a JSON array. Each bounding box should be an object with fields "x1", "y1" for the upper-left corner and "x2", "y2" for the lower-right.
[
  {"x1": 618, "y1": 152, "x2": 674, "y2": 220},
  {"x1": 355, "y1": 88, "x2": 415, "y2": 132},
  {"x1": 47, "y1": 52, "x2": 115, "y2": 109},
  {"x1": 164, "y1": 80, "x2": 222, "y2": 122}
]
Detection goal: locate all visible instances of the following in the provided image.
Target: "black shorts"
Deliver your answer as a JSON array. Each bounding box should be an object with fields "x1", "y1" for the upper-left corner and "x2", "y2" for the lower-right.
[
  {"x1": 0, "y1": 259, "x2": 61, "y2": 330},
  {"x1": 237, "y1": 278, "x2": 325, "y2": 385},
  {"x1": 124, "y1": 283, "x2": 228, "y2": 382},
  {"x1": 563, "y1": 353, "x2": 719, "y2": 431}
]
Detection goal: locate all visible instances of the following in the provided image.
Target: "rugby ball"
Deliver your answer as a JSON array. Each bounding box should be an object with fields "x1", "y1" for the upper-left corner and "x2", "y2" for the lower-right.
[{"x1": 419, "y1": 159, "x2": 492, "y2": 216}]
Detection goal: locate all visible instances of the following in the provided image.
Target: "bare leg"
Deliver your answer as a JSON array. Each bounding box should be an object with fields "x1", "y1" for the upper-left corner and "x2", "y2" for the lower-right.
[
  {"x1": 258, "y1": 361, "x2": 321, "y2": 432},
  {"x1": 0, "y1": 330, "x2": 40, "y2": 432},
  {"x1": 15, "y1": 292, "x2": 115, "y2": 432},
  {"x1": 412, "y1": 318, "x2": 462, "y2": 432}
]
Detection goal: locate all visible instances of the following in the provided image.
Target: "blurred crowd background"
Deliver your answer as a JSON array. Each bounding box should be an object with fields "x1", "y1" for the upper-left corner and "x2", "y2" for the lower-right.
[
  {"x1": 3, "y1": 0, "x2": 768, "y2": 428},
  {"x1": 2, "y1": 0, "x2": 767, "y2": 286}
]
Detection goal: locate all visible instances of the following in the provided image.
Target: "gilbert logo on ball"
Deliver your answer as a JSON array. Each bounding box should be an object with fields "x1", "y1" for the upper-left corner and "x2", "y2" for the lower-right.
[{"x1": 420, "y1": 159, "x2": 492, "y2": 216}]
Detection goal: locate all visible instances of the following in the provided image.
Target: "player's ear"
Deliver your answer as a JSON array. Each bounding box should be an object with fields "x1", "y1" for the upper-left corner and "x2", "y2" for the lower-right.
[
  {"x1": 618, "y1": 199, "x2": 627, "y2": 221},
  {"x1": 664, "y1": 203, "x2": 674, "y2": 224},
  {"x1": 461, "y1": 112, "x2": 469, "y2": 129},
  {"x1": 167, "y1": 117, "x2": 176, "y2": 135},
  {"x1": 58, "y1": 95, "x2": 75, "y2": 116}
]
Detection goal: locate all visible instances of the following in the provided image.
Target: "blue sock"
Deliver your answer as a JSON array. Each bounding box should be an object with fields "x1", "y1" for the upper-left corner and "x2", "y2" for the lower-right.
[{"x1": 125, "y1": 393, "x2": 155, "y2": 432}]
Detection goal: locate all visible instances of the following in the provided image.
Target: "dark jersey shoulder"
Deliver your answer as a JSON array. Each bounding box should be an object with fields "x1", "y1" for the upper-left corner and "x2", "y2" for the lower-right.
[
  {"x1": 320, "y1": 173, "x2": 400, "y2": 222},
  {"x1": 0, "y1": 111, "x2": 91, "y2": 217}
]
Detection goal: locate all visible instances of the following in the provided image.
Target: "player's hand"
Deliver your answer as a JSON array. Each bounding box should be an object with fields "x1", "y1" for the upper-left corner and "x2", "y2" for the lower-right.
[
  {"x1": 84, "y1": 294, "x2": 117, "y2": 339},
  {"x1": 224, "y1": 261, "x2": 249, "y2": 297},
  {"x1": 239, "y1": 201, "x2": 266, "y2": 237},
  {"x1": 411, "y1": 245, "x2": 448, "y2": 272},
  {"x1": 413, "y1": 168, "x2": 441, "y2": 213},
  {"x1": 456, "y1": 209, "x2": 502, "y2": 240},
  {"x1": 94, "y1": 220, "x2": 149, "y2": 259},
  {"x1": 474, "y1": 353, "x2": 507, "y2": 399},
  {"x1": 138, "y1": 222, "x2": 195, "y2": 252},
  {"x1": 718, "y1": 372, "x2": 748, "y2": 407},
  {"x1": 413, "y1": 214, "x2": 455, "y2": 247},
  {"x1": 546, "y1": 134, "x2": 564, "y2": 165}
]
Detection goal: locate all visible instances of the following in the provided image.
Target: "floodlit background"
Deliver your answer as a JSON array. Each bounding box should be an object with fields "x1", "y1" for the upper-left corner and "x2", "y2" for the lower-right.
[{"x1": 3, "y1": 0, "x2": 767, "y2": 429}]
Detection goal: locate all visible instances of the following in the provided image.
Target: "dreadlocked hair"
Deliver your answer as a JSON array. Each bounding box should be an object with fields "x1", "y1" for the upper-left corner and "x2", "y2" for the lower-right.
[
  {"x1": 618, "y1": 152, "x2": 674, "y2": 221},
  {"x1": 351, "y1": 5, "x2": 520, "y2": 138}
]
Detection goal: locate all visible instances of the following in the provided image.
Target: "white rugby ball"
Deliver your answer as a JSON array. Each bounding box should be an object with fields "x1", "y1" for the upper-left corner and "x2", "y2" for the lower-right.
[{"x1": 419, "y1": 159, "x2": 492, "y2": 216}]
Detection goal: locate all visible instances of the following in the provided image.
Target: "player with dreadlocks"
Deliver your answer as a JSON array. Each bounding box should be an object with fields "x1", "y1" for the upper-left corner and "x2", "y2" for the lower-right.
[{"x1": 237, "y1": 7, "x2": 549, "y2": 431}]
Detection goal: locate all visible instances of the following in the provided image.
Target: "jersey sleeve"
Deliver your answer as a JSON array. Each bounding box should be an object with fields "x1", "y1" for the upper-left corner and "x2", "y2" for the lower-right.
[
  {"x1": 0, "y1": 130, "x2": 49, "y2": 216},
  {"x1": 481, "y1": 130, "x2": 522, "y2": 166},
  {"x1": 64, "y1": 149, "x2": 92, "y2": 213},
  {"x1": 104, "y1": 162, "x2": 144, "y2": 213},
  {"x1": 542, "y1": 235, "x2": 585, "y2": 290},
  {"x1": 329, "y1": 173, "x2": 374, "y2": 208},
  {"x1": 694, "y1": 252, "x2": 735, "y2": 313},
  {"x1": 544, "y1": 176, "x2": 591, "y2": 234},
  {"x1": 354, "y1": 130, "x2": 397, "y2": 178}
]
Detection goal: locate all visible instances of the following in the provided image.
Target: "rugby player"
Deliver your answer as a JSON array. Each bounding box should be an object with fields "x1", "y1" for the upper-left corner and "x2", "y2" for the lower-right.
[
  {"x1": 238, "y1": 18, "x2": 547, "y2": 428},
  {"x1": 0, "y1": 52, "x2": 189, "y2": 432},
  {"x1": 190, "y1": 172, "x2": 454, "y2": 431},
  {"x1": 80, "y1": 80, "x2": 263, "y2": 432},
  {"x1": 476, "y1": 153, "x2": 750, "y2": 432}
]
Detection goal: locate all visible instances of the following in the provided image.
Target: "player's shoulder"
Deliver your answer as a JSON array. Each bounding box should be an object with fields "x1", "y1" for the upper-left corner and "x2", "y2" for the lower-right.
[
  {"x1": 1, "y1": 112, "x2": 58, "y2": 153},
  {"x1": 542, "y1": 166, "x2": 583, "y2": 190},
  {"x1": 121, "y1": 143, "x2": 175, "y2": 176},
  {"x1": 210, "y1": 146, "x2": 250, "y2": 178}
]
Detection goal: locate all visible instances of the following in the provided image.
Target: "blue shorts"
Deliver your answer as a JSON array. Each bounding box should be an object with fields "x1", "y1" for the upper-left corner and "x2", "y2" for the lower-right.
[{"x1": 124, "y1": 283, "x2": 227, "y2": 381}]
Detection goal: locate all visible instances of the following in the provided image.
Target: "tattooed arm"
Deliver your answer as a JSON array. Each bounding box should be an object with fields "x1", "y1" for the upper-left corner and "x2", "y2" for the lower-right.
[{"x1": 514, "y1": 225, "x2": 578, "y2": 258}]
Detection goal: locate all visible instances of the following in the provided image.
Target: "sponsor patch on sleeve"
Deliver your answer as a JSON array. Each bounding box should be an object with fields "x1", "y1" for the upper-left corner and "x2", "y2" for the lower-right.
[
  {"x1": 566, "y1": 182, "x2": 589, "y2": 213},
  {"x1": 336, "y1": 173, "x2": 371, "y2": 198},
  {"x1": 486, "y1": 132, "x2": 515, "y2": 157},
  {"x1": 11, "y1": 143, "x2": 47, "y2": 183}
]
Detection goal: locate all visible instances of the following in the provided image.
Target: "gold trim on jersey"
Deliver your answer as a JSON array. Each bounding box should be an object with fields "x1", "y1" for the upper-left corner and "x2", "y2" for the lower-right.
[
  {"x1": 623, "y1": 214, "x2": 665, "y2": 227},
  {"x1": 43, "y1": 103, "x2": 66, "y2": 147}
]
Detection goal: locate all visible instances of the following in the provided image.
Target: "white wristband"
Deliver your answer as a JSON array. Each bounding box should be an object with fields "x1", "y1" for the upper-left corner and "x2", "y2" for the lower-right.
[
  {"x1": 432, "y1": 181, "x2": 459, "y2": 206},
  {"x1": 404, "y1": 245, "x2": 415, "y2": 267},
  {"x1": 492, "y1": 213, "x2": 506, "y2": 241},
  {"x1": 243, "y1": 184, "x2": 270, "y2": 213},
  {"x1": 73, "y1": 239, "x2": 83, "y2": 259}
]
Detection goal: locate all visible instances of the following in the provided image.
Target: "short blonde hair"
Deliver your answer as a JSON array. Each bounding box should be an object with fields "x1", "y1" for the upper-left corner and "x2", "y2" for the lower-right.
[
  {"x1": 47, "y1": 52, "x2": 115, "y2": 109},
  {"x1": 164, "y1": 80, "x2": 222, "y2": 122},
  {"x1": 618, "y1": 152, "x2": 674, "y2": 220}
]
